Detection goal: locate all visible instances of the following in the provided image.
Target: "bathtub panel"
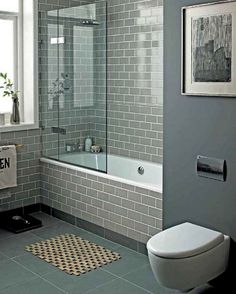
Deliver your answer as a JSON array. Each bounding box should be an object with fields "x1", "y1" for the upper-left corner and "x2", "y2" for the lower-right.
[{"x1": 40, "y1": 159, "x2": 163, "y2": 244}]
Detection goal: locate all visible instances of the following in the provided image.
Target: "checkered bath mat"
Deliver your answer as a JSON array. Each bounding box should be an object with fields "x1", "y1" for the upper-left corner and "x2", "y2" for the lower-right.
[{"x1": 25, "y1": 234, "x2": 121, "y2": 276}]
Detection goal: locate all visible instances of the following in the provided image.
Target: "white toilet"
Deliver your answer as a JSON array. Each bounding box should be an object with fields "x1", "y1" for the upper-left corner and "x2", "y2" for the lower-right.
[{"x1": 147, "y1": 222, "x2": 230, "y2": 292}]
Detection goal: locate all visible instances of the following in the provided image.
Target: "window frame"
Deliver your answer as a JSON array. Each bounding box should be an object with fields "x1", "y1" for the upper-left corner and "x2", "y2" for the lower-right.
[{"x1": 0, "y1": 0, "x2": 38, "y2": 132}]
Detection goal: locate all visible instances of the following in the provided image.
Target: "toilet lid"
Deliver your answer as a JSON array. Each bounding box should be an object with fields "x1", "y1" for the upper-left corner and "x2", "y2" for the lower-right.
[{"x1": 147, "y1": 222, "x2": 224, "y2": 258}]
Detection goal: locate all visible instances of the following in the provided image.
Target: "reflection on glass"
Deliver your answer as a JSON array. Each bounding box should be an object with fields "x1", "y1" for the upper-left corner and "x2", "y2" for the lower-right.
[{"x1": 41, "y1": 2, "x2": 107, "y2": 173}]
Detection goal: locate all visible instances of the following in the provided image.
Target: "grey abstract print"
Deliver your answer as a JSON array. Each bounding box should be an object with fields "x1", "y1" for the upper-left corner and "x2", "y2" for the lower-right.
[{"x1": 192, "y1": 14, "x2": 232, "y2": 83}]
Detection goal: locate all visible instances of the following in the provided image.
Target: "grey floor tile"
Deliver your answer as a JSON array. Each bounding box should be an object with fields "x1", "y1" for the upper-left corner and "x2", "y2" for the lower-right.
[
  {"x1": 43, "y1": 267, "x2": 117, "y2": 294},
  {"x1": 0, "y1": 252, "x2": 9, "y2": 263},
  {"x1": 0, "y1": 259, "x2": 36, "y2": 291},
  {"x1": 0, "y1": 277, "x2": 65, "y2": 294},
  {"x1": 31, "y1": 212, "x2": 63, "y2": 227},
  {"x1": 84, "y1": 232, "x2": 120, "y2": 251},
  {"x1": 86, "y1": 278, "x2": 151, "y2": 294},
  {"x1": 31, "y1": 221, "x2": 89, "y2": 240},
  {"x1": 101, "y1": 245, "x2": 149, "y2": 277},
  {"x1": 122, "y1": 264, "x2": 178, "y2": 294},
  {"x1": 13, "y1": 252, "x2": 57, "y2": 276},
  {"x1": 0, "y1": 232, "x2": 41, "y2": 258},
  {"x1": 0, "y1": 229, "x2": 15, "y2": 240},
  {"x1": 123, "y1": 265, "x2": 218, "y2": 294},
  {"x1": 0, "y1": 213, "x2": 153, "y2": 294}
]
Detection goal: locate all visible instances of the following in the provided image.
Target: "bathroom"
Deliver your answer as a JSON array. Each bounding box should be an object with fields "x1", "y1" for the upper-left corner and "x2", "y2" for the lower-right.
[{"x1": 0, "y1": 0, "x2": 234, "y2": 293}]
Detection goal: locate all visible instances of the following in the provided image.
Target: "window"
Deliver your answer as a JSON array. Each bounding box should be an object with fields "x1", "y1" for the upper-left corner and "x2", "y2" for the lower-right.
[
  {"x1": 0, "y1": 1, "x2": 19, "y2": 13},
  {"x1": 0, "y1": 10, "x2": 18, "y2": 114},
  {"x1": 0, "y1": 0, "x2": 38, "y2": 130}
]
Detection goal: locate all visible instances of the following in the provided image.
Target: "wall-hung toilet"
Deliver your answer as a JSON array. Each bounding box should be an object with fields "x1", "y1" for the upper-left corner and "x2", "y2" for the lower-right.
[{"x1": 147, "y1": 222, "x2": 230, "y2": 292}]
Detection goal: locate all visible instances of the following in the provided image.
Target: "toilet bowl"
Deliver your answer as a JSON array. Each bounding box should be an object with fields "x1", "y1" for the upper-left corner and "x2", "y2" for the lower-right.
[{"x1": 147, "y1": 222, "x2": 230, "y2": 292}]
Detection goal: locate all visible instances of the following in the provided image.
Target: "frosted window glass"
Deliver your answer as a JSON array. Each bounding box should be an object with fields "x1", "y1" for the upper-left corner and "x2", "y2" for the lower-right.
[
  {"x1": 0, "y1": 19, "x2": 15, "y2": 108},
  {"x1": 0, "y1": 0, "x2": 19, "y2": 12}
]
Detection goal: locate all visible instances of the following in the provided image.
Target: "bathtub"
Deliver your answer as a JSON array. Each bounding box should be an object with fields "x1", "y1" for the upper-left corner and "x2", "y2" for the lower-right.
[{"x1": 42, "y1": 152, "x2": 162, "y2": 193}]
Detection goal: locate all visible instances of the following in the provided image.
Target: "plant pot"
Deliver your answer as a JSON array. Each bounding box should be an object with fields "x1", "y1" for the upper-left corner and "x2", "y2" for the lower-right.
[{"x1": 11, "y1": 98, "x2": 20, "y2": 124}]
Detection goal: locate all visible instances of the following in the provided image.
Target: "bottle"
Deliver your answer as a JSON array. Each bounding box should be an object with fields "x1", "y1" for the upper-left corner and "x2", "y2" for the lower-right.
[
  {"x1": 63, "y1": 74, "x2": 70, "y2": 90},
  {"x1": 85, "y1": 136, "x2": 92, "y2": 152}
]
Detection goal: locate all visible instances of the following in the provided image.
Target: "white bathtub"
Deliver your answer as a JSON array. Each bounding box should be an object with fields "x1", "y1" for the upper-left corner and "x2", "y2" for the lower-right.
[{"x1": 42, "y1": 152, "x2": 162, "y2": 193}]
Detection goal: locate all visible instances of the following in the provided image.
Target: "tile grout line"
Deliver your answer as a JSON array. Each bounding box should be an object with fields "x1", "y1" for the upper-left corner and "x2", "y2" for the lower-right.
[
  {"x1": 12, "y1": 257, "x2": 122, "y2": 294},
  {"x1": 0, "y1": 231, "x2": 41, "y2": 243},
  {"x1": 99, "y1": 265, "x2": 153, "y2": 294},
  {"x1": 29, "y1": 216, "x2": 124, "y2": 250},
  {"x1": 0, "y1": 213, "x2": 151, "y2": 293},
  {"x1": 0, "y1": 276, "x2": 39, "y2": 293},
  {"x1": 83, "y1": 274, "x2": 152, "y2": 294},
  {"x1": 10, "y1": 253, "x2": 60, "y2": 277},
  {"x1": 0, "y1": 251, "x2": 11, "y2": 260},
  {"x1": 120, "y1": 276, "x2": 154, "y2": 294},
  {"x1": 7, "y1": 222, "x2": 121, "y2": 294},
  {"x1": 82, "y1": 277, "x2": 120, "y2": 294},
  {"x1": 11, "y1": 259, "x2": 69, "y2": 294}
]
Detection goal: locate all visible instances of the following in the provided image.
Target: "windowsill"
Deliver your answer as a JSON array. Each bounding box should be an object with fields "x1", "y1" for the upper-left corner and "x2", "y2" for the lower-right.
[{"x1": 0, "y1": 122, "x2": 39, "y2": 132}]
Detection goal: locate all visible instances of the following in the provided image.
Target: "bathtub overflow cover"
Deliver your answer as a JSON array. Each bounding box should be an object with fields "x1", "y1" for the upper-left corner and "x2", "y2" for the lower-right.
[{"x1": 138, "y1": 166, "x2": 144, "y2": 175}]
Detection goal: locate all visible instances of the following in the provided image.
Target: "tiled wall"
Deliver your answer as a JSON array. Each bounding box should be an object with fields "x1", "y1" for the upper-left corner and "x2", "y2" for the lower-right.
[
  {"x1": 99, "y1": 0, "x2": 163, "y2": 163},
  {"x1": 40, "y1": 0, "x2": 163, "y2": 164},
  {"x1": 39, "y1": 0, "x2": 163, "y2": 244},
  {"x1": 39, "y1": 0, "x2": 107, "y2": 157},
  {"x1": 90, "y1": 2, "x2": 107, "y2": 150},
  {"x1": 41, "y1": 160, "x2": 162, "y2": 243},
  {"x1": 0, "y1": 0, "x2": 163, "y2": 244},
  {"x1": 0, "y1": 130, "x2": 41, "y2": 211}
]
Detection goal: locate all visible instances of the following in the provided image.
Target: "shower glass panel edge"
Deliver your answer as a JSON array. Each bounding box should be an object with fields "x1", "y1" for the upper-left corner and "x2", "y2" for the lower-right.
[{"x1": 57, "y1": 1, "x2": 107, "y2": 173}]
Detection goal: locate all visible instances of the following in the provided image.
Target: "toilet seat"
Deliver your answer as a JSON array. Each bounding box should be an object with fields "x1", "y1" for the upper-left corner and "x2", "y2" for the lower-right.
[
  {"x1": 147, "y1": 222, "x2": 230, "y2": 291},
  {"x1": 147, "y1": 222, "x2": 224, "y2": 259}
]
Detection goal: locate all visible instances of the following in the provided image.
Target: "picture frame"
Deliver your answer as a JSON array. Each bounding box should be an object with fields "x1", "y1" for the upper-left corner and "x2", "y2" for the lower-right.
[{"x1": 181, "y1": 0, "x2": 236, "y2": 96}]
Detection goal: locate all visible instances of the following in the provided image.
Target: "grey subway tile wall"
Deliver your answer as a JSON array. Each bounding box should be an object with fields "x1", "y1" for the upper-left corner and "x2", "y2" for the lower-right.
[
  {"x1": 0, "y1": 0, "x2": 163, "y2": 246},
  {"x1": 39, "y1": 0, "x2": 163, "y2": 163},
  {"x1": 105, "y1": 0, "x2": 163, "y2": 163},
  {"x1": 41, "y1": 161, "x2": 162, "y2": 243},
  {"x1": 39, "y1": 0, "x2": 107, "y2": 157},
  {"x1": 38, "y1": 0, "x2": 163, "y2": 243},
  {"x1": 0, "y1": 130, "x2": 41, "y2": 211}
]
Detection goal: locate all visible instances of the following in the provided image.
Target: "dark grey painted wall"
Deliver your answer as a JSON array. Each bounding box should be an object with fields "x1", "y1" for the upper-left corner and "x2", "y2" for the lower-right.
[{"x1": 163, "y1": 0, "x2": 236, "y2": 241}]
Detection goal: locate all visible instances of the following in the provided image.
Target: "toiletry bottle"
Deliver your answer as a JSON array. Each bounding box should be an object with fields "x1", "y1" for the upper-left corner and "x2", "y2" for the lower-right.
[
  {"x1": 85, "y1": 136, "x2": 92, "y2": 152},
  {"x1": 64, "y1": 74, "x2": 70, "y2": 90}
]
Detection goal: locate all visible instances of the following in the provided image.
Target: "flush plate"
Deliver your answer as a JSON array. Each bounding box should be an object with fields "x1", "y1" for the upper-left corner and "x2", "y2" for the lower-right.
[{"x1": 196, "y1": 155, "x2": 226, "y2": 182}]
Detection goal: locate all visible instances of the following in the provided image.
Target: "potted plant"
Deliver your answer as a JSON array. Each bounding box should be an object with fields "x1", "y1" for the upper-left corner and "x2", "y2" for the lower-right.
[{"x1": 0, "y1": 72, "x2": 20, "y2": 124}]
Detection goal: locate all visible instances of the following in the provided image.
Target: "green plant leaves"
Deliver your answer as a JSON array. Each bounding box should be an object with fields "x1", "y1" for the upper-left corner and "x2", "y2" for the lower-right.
[
  {"x1": 0, "y1": 72, "x2": 19, "y2": 101},
  {"x1": 0, "y1": 72, "x2": 7, "y2": 79}
]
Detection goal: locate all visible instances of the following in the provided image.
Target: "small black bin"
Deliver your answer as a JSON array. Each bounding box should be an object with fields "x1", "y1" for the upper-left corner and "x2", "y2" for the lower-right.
[{"x1": 0, "y1": 210, "x2": 42, "y2": 233}]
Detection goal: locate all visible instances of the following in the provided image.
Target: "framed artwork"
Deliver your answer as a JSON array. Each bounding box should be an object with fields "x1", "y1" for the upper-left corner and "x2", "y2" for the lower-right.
[{"x1": 182, "y1": 1, "x2": 236, "y2": 96}]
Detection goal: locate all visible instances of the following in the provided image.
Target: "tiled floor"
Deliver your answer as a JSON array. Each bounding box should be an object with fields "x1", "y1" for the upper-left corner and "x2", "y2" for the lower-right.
[{"x1": 0, "y1": 213, "x2": 217, "y2": 294}]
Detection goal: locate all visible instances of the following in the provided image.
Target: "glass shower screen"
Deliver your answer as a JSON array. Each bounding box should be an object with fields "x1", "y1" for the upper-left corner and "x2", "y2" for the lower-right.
[{"x1": 41, "y1": 2, "x2": 107, "y2": 173}]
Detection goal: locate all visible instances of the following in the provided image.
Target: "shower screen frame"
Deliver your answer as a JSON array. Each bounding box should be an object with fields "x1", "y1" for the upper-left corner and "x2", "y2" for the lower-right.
[{"x1": 42, "y1": 1, "x2": 108, "y2": 174}]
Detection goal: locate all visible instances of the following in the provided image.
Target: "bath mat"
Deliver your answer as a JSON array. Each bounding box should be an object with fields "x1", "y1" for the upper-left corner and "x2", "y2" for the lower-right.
[{"x1": 25, "y1": 234, "x2": 121, "y2": 276}]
